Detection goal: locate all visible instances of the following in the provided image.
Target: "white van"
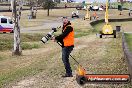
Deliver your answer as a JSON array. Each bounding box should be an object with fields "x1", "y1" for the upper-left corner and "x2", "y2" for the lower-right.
[{"x1": 0, "y1": 16, "x2": 14, "y2": 33}]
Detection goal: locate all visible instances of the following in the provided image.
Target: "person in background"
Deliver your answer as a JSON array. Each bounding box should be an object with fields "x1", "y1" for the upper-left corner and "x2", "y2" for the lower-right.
[
  {"x1": 65, "y1": 4, "x2": 67, "y2": 9},
  {"x1": 93, "y1": 11, "x2": 97, "y2": 19}
]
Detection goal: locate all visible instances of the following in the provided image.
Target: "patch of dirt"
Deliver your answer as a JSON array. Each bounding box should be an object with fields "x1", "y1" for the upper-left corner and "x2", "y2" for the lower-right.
[{"x1": 11, "y1": 78, "x2": 36, "y2": 88}]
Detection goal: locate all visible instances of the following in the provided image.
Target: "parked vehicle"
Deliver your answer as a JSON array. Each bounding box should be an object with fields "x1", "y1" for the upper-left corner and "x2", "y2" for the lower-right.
[
  {"x1": 72, "y1": 11, "x2": 79, "y2": 18},
  {"x1": 0, "y1": 15, "x2": 14, "y2": 33},
  {"x1": 89, "y1": 5, "x2": 104, "y2": 11}
]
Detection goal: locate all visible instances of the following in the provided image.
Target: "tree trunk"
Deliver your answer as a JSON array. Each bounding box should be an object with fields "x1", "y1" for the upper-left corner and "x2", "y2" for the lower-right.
[
  {"x1": 12, "y1": 0, "x2": 22, "y2": 55},
  {"x1": 34, "y1": 0, "x2": 38, "y2": 19},
  {"x1": 30, "y1": 6, "x2": 34, "y2": 19},
  {"x1": 29, "y1": 0, "x2": 34, "y2": 19},
  {"x1": 47, "y1": 8, "x2": 49, "y2": 16},
  {"x1": 13, "y1": 17, "x2": 21, "y2": 55}
]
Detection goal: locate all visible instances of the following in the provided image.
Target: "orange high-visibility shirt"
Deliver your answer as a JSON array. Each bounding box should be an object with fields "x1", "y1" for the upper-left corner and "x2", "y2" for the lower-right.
[{"x1": 63, "y1": 25, "x2": 74, "y2": 47}]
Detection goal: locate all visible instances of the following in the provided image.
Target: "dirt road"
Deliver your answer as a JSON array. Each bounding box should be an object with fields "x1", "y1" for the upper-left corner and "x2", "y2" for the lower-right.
[
  {"x1": 21, "y1": 20, "x2": 62, "y2": 33},
  {"x1": 20, "y1": 16, "x2": 85, "y2": 33}
]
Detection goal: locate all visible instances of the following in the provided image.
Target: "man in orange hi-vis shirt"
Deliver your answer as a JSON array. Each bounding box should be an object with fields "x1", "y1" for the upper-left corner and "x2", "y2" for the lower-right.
[{"x1": 53, "y1": 17, "x2": 74, "y2": 77}]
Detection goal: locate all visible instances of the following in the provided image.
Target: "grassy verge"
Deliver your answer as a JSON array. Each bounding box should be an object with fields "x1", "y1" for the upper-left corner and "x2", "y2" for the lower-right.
[
  {"x1": 124, "y1": 33, "x2": 132, "y2": 52},
  {"x1": 0, "y1": 27, "x2": 95, "y2": 51},
  {"x1": 74, "y1": 29, "x2": 96, "y2": 38},
  {"x1": 0, "y1": 33, "x2": 44, "y2": 51}
]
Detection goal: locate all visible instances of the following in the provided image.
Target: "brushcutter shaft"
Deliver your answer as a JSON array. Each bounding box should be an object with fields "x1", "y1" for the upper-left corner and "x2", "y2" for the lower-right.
[{"x1": 57, "y1": 42, "x2": 81, "y2": 66}]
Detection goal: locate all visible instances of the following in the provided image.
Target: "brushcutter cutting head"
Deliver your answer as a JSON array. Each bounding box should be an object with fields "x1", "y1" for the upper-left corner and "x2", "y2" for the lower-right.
[{"x1": 78, "y1": 65, "x2": 86, "y2": 76}]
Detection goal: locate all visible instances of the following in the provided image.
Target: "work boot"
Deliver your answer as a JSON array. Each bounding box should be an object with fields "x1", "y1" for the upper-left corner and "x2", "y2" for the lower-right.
[{"x1": 62, "y1": 74, "x2": 73, "y2": 77}]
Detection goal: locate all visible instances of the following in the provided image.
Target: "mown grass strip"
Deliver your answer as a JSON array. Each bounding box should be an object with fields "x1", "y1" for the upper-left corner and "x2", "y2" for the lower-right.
[{"x1": 124, "y1": 33, "x2": 132, "y2": 52}]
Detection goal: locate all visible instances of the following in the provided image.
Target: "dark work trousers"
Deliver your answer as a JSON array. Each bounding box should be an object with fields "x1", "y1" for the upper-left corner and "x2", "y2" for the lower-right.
[{"x1": 62, "y1": 46, "x2": 73, "y2": 75}]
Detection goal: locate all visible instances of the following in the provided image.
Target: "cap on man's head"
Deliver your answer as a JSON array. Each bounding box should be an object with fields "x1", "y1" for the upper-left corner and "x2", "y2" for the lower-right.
[{"x1": 62, "y1": 16, "x2": 67, "y2": 19}]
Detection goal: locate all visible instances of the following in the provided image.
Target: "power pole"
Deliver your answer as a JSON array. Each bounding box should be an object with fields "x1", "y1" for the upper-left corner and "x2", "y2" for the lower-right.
[{"x1": 11, "y1": 0, "x2": 22, "y2": 55}]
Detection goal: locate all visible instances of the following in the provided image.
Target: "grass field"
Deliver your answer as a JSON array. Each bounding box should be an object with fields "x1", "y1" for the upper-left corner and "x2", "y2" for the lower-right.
[
  {"x1": 111, "y1": 2, "x2": 132, "y2": 9},
  {"x1": 0, "y1": 33, "x2": 130, "y2": 88},
  {"x1": 0, "y1": 28, "x2": 131, "y2": 88},
  {"x1": 0, "y1": 8, "x2": 131, "y2": 88},
  {"x1": 94, "y1": 21, "x2": 132, "y2": 33}
]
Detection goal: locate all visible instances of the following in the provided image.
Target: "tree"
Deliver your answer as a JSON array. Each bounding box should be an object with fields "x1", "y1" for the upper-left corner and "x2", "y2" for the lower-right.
[
  {"x1": 41, "y1": 0, "x2": 55, "y2": 16},
  {"x1": 23, "y1": 0, "x2": 38, "y2": 19},
  {"x1": 11, "y1": 0, "x2": 22, "y2": 55},
  {"x1": 27, "y1": 0, "x2": 38, "y2": 19},
  {"x1": 54, "y1": 0, "x2": 61, "y2": 3}
]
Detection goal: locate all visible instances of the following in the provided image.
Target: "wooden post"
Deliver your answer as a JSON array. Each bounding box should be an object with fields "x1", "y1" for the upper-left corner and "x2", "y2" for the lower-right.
[{"x1": 11, "y1": 0, "x2": 22, "y2": 55}]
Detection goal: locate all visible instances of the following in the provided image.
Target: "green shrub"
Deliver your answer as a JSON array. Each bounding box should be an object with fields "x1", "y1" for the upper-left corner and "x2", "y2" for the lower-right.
[
  {"x1": 21, "y1": 43, "x2": 40, "y2": 50},
  {"x1": 0, "y1": 33, "x2": 43, "y2": 50},
  {"x1": 0, "y1": 41, "x2": 13, "y2": 50}
]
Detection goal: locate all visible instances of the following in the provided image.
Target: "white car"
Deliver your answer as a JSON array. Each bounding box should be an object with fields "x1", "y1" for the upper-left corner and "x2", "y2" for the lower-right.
[
  {"x1": 99, "y1": 7, "x2": 104, "y2": 11},
  {"x1": 93, "y1": 6, "x2": 99, "y2": 10},
  {"x1": 0, "y1": 15, "x2": 14, "y2": 33},
  {"x1": 92, "y1": 6, "x2": 104, "y2": 11}
]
